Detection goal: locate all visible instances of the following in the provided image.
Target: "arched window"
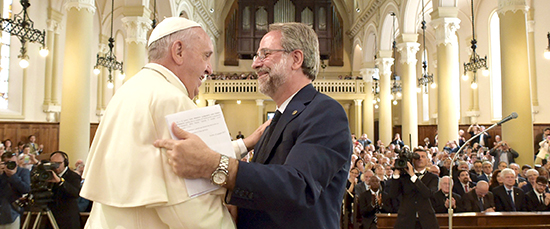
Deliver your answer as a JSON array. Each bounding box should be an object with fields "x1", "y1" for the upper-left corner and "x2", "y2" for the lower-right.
[
  {"x1": 0, "y1": 0, "x2": 12, "y2": 109},
  {"x1": 489, "y1": 11, "x2": 502, "y2": 120}
]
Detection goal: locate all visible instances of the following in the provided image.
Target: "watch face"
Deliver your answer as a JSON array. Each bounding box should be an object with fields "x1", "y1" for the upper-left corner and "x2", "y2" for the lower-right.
[{"x1": 213, "y1": 172, "x2": 226, "y2": 184}]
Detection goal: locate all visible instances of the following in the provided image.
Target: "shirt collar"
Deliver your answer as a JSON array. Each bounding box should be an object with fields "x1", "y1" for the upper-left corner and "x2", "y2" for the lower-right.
[
  {"x1": 58, "y1": 166, "x2": 68, "y2": 177},
  {"x1": 276, "y1": 90, "x2": 300, "y2": 114}
]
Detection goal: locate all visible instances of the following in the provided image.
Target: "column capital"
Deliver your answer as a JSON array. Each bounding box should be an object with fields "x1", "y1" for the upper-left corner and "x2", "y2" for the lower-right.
[
  {"x1": 431, "y1": 17, "x2": 460, "y2": 47},
  {"x1": 396, "y1": 42, "x2": 420, "y2": 65},
  {"x1": 497, "y1": 0, "x2": 529, "y2": 15},
  {"x1": 64, "y1": 0, "x2": 96, "y2": 14},
  {"x1": 354, "y1": 99, "x2": 363, "y2": 106},
  {"x1": 360, "y1": 68, "x2": 379, "y2": 82},
  {"x1": 255, "y1": 99, "x2": 265, "y2": 106},
  {"x1": 375, "y1": 58, "x2": 394, "y2": 76},
  {"x1": 122, "y1": 16, "x2": 152, "y2": 45}
]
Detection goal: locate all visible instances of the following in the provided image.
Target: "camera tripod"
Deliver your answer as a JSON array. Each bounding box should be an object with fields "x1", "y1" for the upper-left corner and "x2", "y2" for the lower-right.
[{"x1": 22, "y1": 206, "x2": 59, "y2": 229}]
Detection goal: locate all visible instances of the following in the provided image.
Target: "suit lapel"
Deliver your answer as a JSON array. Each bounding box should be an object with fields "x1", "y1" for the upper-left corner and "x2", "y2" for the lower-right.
[{"x1": 254, "y1": 84, "x2": 316, "y2": 164}]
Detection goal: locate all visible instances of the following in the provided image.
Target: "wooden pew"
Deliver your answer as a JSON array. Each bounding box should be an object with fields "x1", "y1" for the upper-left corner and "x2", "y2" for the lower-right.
[{"x1": 376, "y1": 212, "x2": 550, "y2": 229}]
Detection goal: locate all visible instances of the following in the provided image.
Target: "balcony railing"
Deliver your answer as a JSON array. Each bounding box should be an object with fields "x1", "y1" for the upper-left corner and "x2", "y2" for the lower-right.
[{"x1": 202, "y1": 79, "x2": 366, "y2": 95}]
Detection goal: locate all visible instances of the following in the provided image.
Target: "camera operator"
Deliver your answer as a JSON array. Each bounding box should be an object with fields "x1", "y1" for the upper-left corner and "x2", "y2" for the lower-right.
[
  {"x1": 490, "y1": 141, "x2": 518, "y2": 170},
  {"x1": 0, "y1": 152, "x2": 30, "y2": 229},
  {"x1": 46, "y1": 151, "x2": 81, "y2": 229},
  {"x1": 388, "y1": 148, "x2": 439, "y2": 229}
]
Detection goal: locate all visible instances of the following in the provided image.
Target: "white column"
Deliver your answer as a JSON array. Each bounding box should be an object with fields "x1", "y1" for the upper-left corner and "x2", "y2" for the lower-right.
[
  {"x1": 256, "y1": 99, "x2": 265, "y2": 127},
  {"x1": 207, "y1": 99, "x2": 216, "y2": 106},
  {"x1": 354, "y1": 99, "x2": 363, "y2": 135},
  {"x1": 431, "y1": 7, "x2": 461, "y2": 152},
  {"x1": 397, "y1": 34, "x2": 420, "y2": 147},
  {"x1": 361, "y1": 68, "x2": 377, "y2": 139},
  {"x1": 498, "y1": 0, "x2": 533, "y2": 166},
  {"x1": 122, "y1": 16, "x2": 151, "y2": 80},
  {"x1": 59, "y1": 0, "x2": 95, "y2": 162},
  {"x1": 376, "y1": 50, "x2": 394, "y2": 145}
]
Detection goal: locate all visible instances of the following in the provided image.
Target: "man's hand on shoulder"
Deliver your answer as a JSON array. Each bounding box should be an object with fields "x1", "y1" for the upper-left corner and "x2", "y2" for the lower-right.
[{"x1": 243, "y1": 119, "x2": 272, "y2": 151}]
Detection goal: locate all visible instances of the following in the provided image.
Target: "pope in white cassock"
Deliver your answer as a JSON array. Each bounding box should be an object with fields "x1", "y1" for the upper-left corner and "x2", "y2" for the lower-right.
[{"x1": 81, "y1": 17, "x2": 257, "y2": 228}]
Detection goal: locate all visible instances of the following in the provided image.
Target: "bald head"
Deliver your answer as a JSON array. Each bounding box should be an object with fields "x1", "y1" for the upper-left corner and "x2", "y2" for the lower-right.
[{"x1": 475, "y1": 181, "x2": 489, "y2": 197}]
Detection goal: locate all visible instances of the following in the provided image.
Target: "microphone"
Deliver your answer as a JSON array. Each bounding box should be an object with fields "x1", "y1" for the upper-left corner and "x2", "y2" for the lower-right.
[{"x1": 497, "y1": 112, "x2": 518, "y2": 125}]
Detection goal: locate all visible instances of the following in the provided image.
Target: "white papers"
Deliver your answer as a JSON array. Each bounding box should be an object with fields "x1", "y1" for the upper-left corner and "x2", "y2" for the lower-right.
[{"x1": 165, "y1": 105, "x2": 235, "y2": 198}]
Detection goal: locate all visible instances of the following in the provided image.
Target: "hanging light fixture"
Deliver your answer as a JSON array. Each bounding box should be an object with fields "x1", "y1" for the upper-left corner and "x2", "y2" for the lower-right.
[
  {"x1": 0, "y1": 0, "x2": 48, "y2": 69},
  {"x1": 390, "y1": 12, "x2": 401, "y2": 105},
  {"x1": 544, "y1": 32, "x2": 550, "y2": 59},
  {"x1": 462, "y1": 0, "x2": 489, "y2": 89},
  {"x1": 417, "y1": 0, "x2": 435, "y2": 94},
  {"x1": 151, "y1": 0, "x2": 158, "y2": 29},
  {"x1": 93, "y1": 0, "x2": 124, "y2": 89}
]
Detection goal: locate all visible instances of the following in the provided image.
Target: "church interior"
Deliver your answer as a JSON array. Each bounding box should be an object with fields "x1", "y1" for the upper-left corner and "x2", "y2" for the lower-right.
[
  {"x1": 0, "y1": 0, "x2": 550, "y2": 192},
  {"x1": 2, "y1": 0, "x2": 550, "y2": 228}
]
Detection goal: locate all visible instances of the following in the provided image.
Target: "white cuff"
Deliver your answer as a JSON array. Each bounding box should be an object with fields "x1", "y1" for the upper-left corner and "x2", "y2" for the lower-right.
[{"x1": 232, "y1": 139, "x2": 248, "y2": 160}]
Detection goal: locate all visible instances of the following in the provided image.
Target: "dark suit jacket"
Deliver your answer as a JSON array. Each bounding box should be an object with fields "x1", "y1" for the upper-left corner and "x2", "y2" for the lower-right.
[
  {"x1": 478, "y1": 173, "x2": 491, "y2": 182},
  {"x1": 462, "y1": 189, "x2": 495, "y2": 212},
  {"x1": 47, "y1": 168, "x2": 81, "y2": 229},
  {"x1": 355, "y1": 182, "x2": 369, "y2": 198},
  {"x1": 525, "y1": 190, "x2": 550, "y2": 211},
  {"x1": 430, "y1": 190, "x2": 463, "y2": 213},
  {"x1": 358, "y1": 190, "x2": 393, "y2": 229},
  {"x1": 388, "y1": 172, "x2": 439, "y2": 229},
  {"x1": 229, "y1": 84, "x2": 353, "y2": 228},
  {"x1": 452, "y1": 181, "x2": 476, "y2": 197},
  {"x1": 522, "y1": 182, "x2": 533, "y2": 194},
  {"x1": 493, "y1": 185, "x2": 527, "y2": 211}
]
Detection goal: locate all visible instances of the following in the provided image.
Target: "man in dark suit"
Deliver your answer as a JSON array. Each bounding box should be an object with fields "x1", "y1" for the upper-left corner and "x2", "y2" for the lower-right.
[
  {"x1": 493, "y1": 168, "x2": 527, "y2": 211},
  {"x1": 154, "y1": 22, "x2": 352, "y2": 228},
  {"x1": 356, "y1": 170, "x2": 375, "y2": 197},
  {"x1": 0, "y1": 152, "x2": 30, "y2": 228},
  {"x1": 522, "y1": 168, "x2": 540, "y2": 193},
  {"x1": 359, "y1": 176, "x2": 393, "y2": 229},
  {"x1": 469, "y1": 160, "x2": 483, "y2": 182},
  {"x1": 452, "y1": 169, "x2": 476, "y2": 197},
  {"x1": 462, "y1": 181, "x2": 496, "y2": 212},
  {"x1": 47, "y1": 151, "x2": 82, "y2": 229},
  {"x1": 388, "y1": 148, "x2": 439, "y2": 229},
  {"x1": 478, "y1": 161, "x2": 493, "y2": 182},
  {"x1": 525, "y1": 176, "x2": 550, "y2": 211},
  {"x1": 431, "y1": 176, "x2": 463, "y2": 213}
]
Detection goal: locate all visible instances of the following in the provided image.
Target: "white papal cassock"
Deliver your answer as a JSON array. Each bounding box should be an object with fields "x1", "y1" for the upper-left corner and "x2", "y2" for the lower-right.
[{"x1": 81, "y1": 63, "x2": 239, "y2": 229}]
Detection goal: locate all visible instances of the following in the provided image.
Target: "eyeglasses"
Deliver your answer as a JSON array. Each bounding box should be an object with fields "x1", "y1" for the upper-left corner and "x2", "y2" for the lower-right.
[
  {"x1": 253, "y1": 48, "x2": 289, "y2": 62},
  {"x1": 537, "y1": 183, "x2": 549, "y2": 187}
]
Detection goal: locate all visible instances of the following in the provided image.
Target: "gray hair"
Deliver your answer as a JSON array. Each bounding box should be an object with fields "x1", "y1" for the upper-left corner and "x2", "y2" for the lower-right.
[
  {"x1": 526, "y1": 168, "x2": 539, "y2": 177},
  {"x1": 148, "y1": 28, "x2": 200, "y2": 62},
  {"x1": 269, "y1": 23, "x2": 320, "y2": 80},
  {"x1": 501, "y1": 168, "x2": 515, "y2": 177}
]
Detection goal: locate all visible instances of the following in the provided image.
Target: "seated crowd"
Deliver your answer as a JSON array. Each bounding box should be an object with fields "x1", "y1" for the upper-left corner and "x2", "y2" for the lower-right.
[
  {"x1": 1, "y1": 136, "x2": 90, "y2": 229},
  {"x1": 344, "y1": 129, "x2": 550, "y2": 229}
]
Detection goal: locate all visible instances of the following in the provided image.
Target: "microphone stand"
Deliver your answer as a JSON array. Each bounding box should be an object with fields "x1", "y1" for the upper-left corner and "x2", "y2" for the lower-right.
[{"x1": 448, "y1": 122, "x2": 498, "y2": 229}]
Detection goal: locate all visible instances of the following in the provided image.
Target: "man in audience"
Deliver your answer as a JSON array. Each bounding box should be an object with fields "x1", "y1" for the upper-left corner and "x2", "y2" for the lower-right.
[
  {"x1": 493, "y1": 168, "x2": 526, "y2": 211},
  {"x1": 235, "y1": 131, "x2": 245, "y2": 139},
  {"x1": 358, "y1": 133, "x2": 372, "y2": 147},
  {"x1": 47, "y1": 151, "x2": 82, "y2": 229},
  {"x1": 520, "y1": 164, "x2": 532, "y2": 179},
  {"x1": 359, "y1": 176, "x2": 391, "y2": 229},
  {"x1": 356, "y1": 170, "x2": 374, "y2": 197},
  {"x1": 470, "y1": 160, "x2": 483, "y2": 182},
  {"x1": 490, "y1": 141, "x2": 518, "y2": 170},
  {"x1": 82, "y1": 17, "x2": 264, "y2": 228},
  {"x1": 154, "y1": 22, "x2": 352, "y2": 228},
  {"x1": 462, "y1": 181, "x2": 495, "y2": 212},
  {"x1": 522, "y1": 169, "x2": 540, "y2": 193},
  {"x1": 0, "y1": 152, "x2": 30, "y2": 229},
  {"x1": 388, "y1": 148, "x2": 439, "y2": 229},
  {"x1": 453, "y1": 169, "x2": 476, "y2": 197},
  {"x1": 509, "y1": 163, "x2": 527, "y2": 187},
  {"x1": 526, "y1": 176, "x2": 550, "y2": 211},
  {"x1": 431, "y1": 176, "x2": 462, "y2": 213}
]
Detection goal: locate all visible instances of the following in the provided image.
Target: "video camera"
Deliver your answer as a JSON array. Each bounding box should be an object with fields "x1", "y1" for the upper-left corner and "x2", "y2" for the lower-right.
[
  {"x1": 2, "y1": 161, "x2": 17, "y2": 170},
  {"x1": 12, "y1": 161, "x2": 59, "y2": 210},
  {"x1": 394, "y1": 148, "x2": 420, "y2": 170}
]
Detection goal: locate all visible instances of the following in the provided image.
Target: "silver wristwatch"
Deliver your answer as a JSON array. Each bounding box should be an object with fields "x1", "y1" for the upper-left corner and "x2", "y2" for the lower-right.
[{"x1": 211, "y1": 155, "x2": 229, "y2": 186}]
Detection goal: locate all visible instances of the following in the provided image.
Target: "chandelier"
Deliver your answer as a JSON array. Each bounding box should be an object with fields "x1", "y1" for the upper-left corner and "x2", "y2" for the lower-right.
[
  {"x1": 0, "y1": 0, "x2": 48, "y2": 68},
  {"x1": 390, "y1": 12, "x2": 401, "y2": 105},
  {"x1": 462, "y1": 0, "x2": 489, "y2": 89},
  {"x1": 417, "y1": 0, "x2": 435, "y2": 94},
  {"x1": 93, "y1": 0, "x2": 124, "y2": 89},
  {"x1": 151, "y1": 0, "x2": 158, "y2": 28}
]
